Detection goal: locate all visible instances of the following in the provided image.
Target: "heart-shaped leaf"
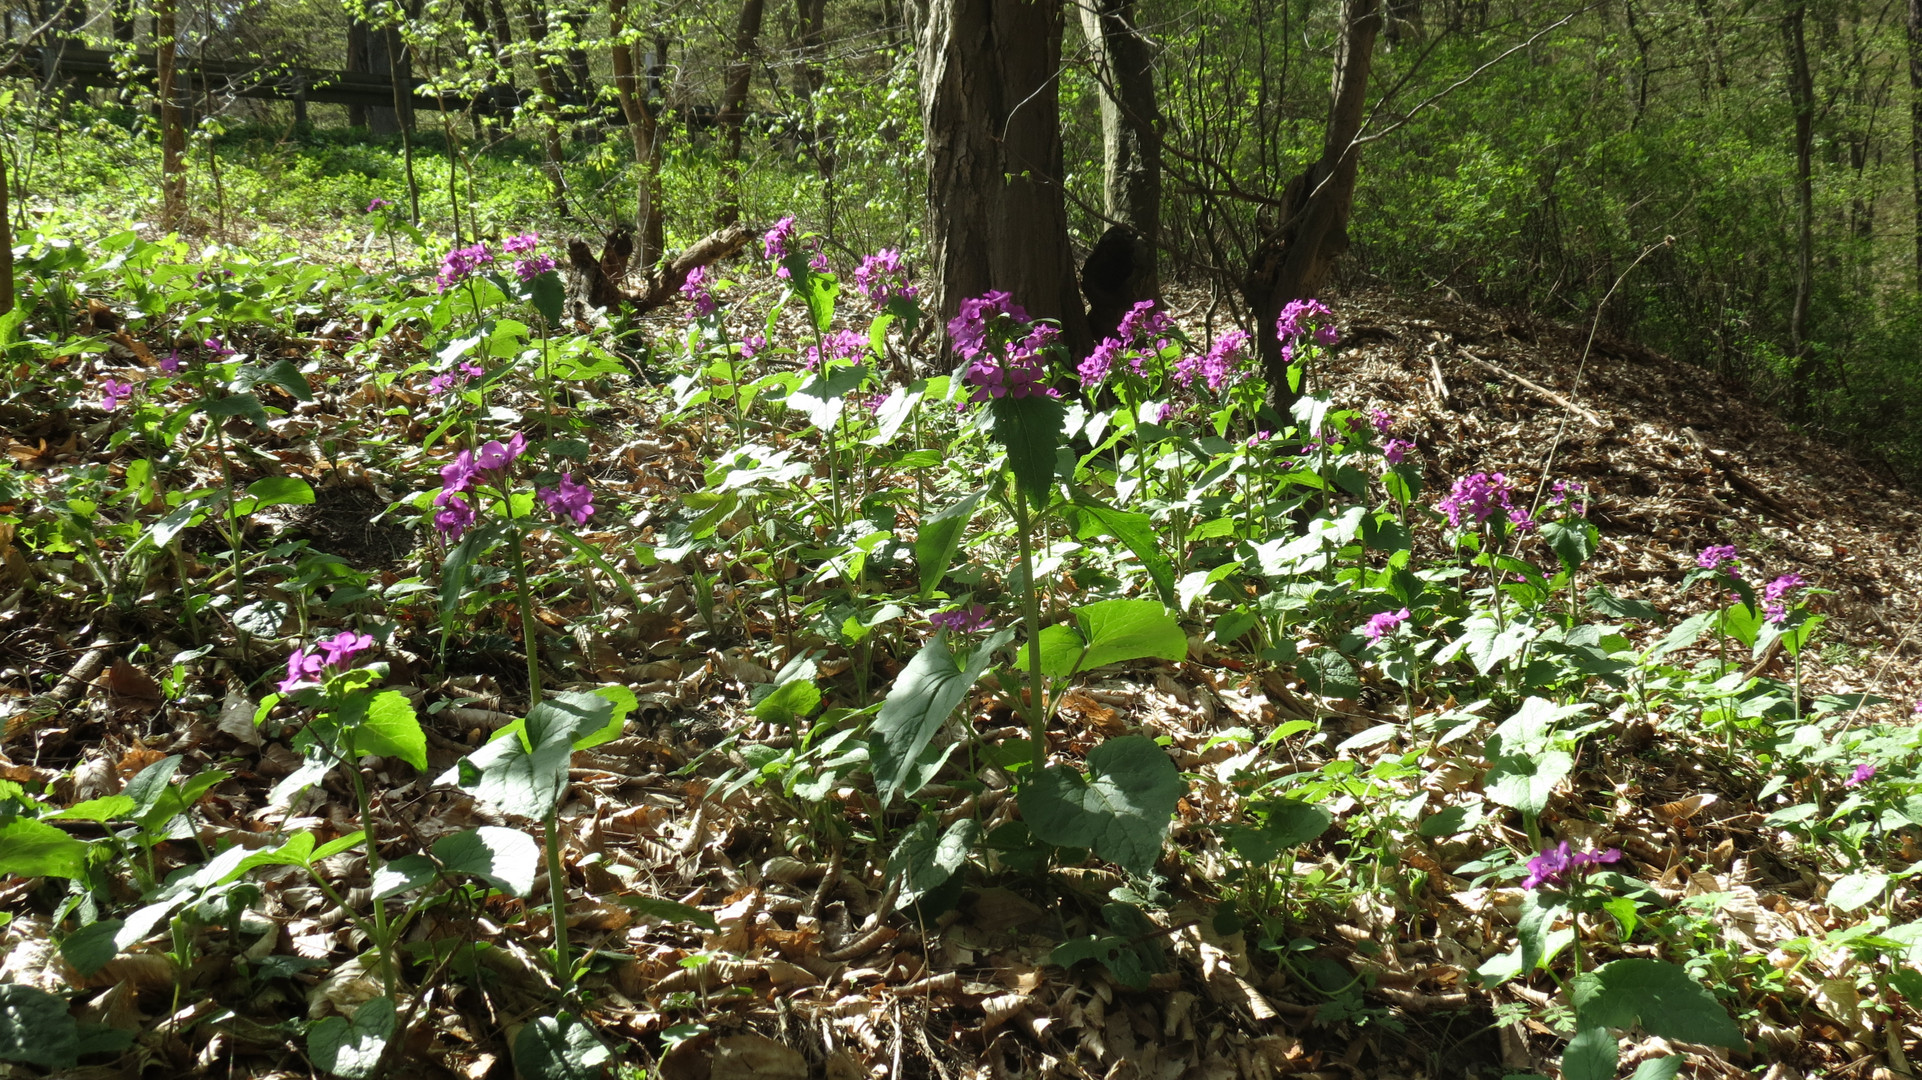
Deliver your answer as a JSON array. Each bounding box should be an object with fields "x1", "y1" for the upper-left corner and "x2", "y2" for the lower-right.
[
  {"x1": 433, "y1": 826, "x2": 540, "y2": 898},
  {"x1": 308, "y1": 994, "x2": 396, "y2": 1079},
  {"x1": 1022, "y1": 735, "x2": 1182, "y2": 876},
  {"x1": 513, "y1": 1013, "x2": 610, "y2": 1080}
]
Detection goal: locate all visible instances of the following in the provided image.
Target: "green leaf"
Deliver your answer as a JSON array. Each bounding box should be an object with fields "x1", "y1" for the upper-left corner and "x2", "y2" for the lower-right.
[
  {"x1": 446, "y1": 691, "x2": 616, "y2": 819},
  {"x1": 44, "y1": 795, "x2": 135, "y2": 822},
  {"x1": 530, "y1": 270, "x2": 566, "y2": 325},
  {"x1": 1022, "y1": 735, "x2": 1182, "y2": 876},
  {"x1": 0, "y1": 818, "x2": 93, "y2": 879},
  {"x1": 1570, "y1": 958, "x2": 1743, "y2": 1047},
  {"x1": 1628, "y1": 1056, "x2": 1684, "y2": 1080},
  {"x1": 439, "y1": 531, "x2": 477, "y2": 640},
  {"x1": 1074, "y1": 599, "x2": 1188, "y2": 672},
  {"x1": 0, "y1": 982, "x2": 79, "y2": 1068},
  {"x1": 345, "y1": 690, "x2": 427, "y2": 771},
  {"x1": 308, "y1": 994, "x2": 396, "y2": 1079},
  {"x1": 434, "y1": 826, "x2": 540, "y2": 898},
  {"x1": 1484, "y1": 751, "x2": 1573, "y2": 817},
  {"x1": 916, "y1": 487, "x2": 985, "y2": 596},
  {"x1": 253, "y1": 358, "x2": 315, "y2": 401},
  {"x1": 1517, "y1": 892, "x2": 1564, "y2": 977},
  {"x1": 990, "y1": 395, "x2": 1065, "y2": 507},
  {"x1": 1298, "y1": 650, "x2": 1360, "y2": 698},
  {"x1": 617, "y1": 895, "x2": 720, "y2": 931},
  {"x1": 1829, "y1": 872, "x2": 1889, "y2": 912},
  {"x1": 890, "y1": 817, "x2": 980, "y2": 906},
  {"x1": 201, "y1": 391, "x2": 271, "y2": 428},
  {"x1": 512, "y1": 1013, "x2": 610, "y2": 1080},
  {"x1": 370, "y1": 854, "x2": 438, "y2": 900},
  {"x1": 1542, "y1": 519, "x2": 1599, "y2": 570},
  {"x1": 1050, "y1": 934, "x2": 1155, "y2": 989},
  {"x1": 60, "y1": 920, "x2": 124, "y2": 978},
  {"x1": 1014, "y1": 623, "x2": 1087, "y2": 683},
  {"x1": 1224, "y1": 800, "x2": 1332, "y2": 864},
  {"x1": 752, "y1": 677, "x2": 821, "y2": 727},
  {"x1": 1069, "y1": 493, "x2": 1178, "y2": 606},
  {"x1": 246, "y1": 476, "x2": 315, "y2": 509},
  {"x1": 870, "y1": 631, "x2": 1009, "y2": 805},
  {"x1": 1586, "y1": 586, "x2": 1660, "y2": 622},
  {"x1": 787, "y1": 362, "x2": 868, "y2": 430},
  {"x1": 1559, "y1": 1026, "x2": 1618, "y2": 1080}
]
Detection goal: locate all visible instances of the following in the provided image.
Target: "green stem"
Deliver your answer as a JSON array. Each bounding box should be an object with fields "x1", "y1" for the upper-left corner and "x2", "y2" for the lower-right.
[
  {"x1": 501, "y1": 485, "x2": 543, "y2": 704},
  {"x1": 543, "y1": 809, "x2": 575, "y2": 998},
  {"x1": 1013, "y1": 480, "x2": 1047, "y2": 754},
  {"x1": 344, "y1": 756, "x2": 396, "y2": 996}
]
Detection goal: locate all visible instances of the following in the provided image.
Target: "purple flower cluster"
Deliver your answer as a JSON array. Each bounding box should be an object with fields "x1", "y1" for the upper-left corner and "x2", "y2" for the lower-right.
[
  {"x1": 537, "y1": 472, "x2": 596, "y2": 525},
  {"x1": 1117, "y1": 300, "x2": 1173, "y2": 348},
  {"x1": 929, "y1": 604, "x2": 992, "y2": 633},
  {"x1": 948, "y1": 290, "x2": 1030, "y2": 360},
  {"x1": 100, "y1": 377, "x2": 134, "y2": 411},
  {"x1": 964, "y1": 325, "x2": 1060, "y2": 404},
  {"x1": 1246, "y1": 429, "x2": 1273, "y2": 449},
  {"x1": 1437, "y1": 471, "x2": 1530, "y2": 530},
  {"x1": 427, "y1": 360, "x2": 485, "y2": 395},
  {"x1": 1370, "y1": 408, "x2": 1393, "y2": 435},
  {"x1": 435, "y1": 432, "x2": 528, "y2": 540},
  {"x1": 1696, "y1": 545, "x2": 1739, "y2": 571},
  {"x1": 853, "y1": 249, "x2": 917, "y2": 306},
  {"x1": 804, "y1": 329, "x2": 868, "y2": 372},
  {"x1": 1549, "y1": 480, "x2": 1588, "y2": 517},
  {"x1": 366, "y1": 197, "x2": 393, "y2": 213},
  {"x1": 1763, "y1": 572, "x2": 1806, "y2": 624},
  {"x1": 681, "y1": 265, "x2": 718, "y2": 318},
  {"x1": 1275, "y1": 298, "x2": 1338, "y2": 348},
  {"x1": 1845, "y1": 762, "x2": 1878, "y2": 788},
  {"x1": 1383, "y1": 438, "x2": 1415, "y2": 465},
  {"x1": 504, "y1": 233, "x2": 557, "y2": 282},
  {"x1": 1522, "y1": 841, "x2": 1622, "y2": 891},
  {"x1": 279, "y1": 631, "x2": 375, "y2": 694},
  {"x1": 1079, "y1": 337, "x2": 1123, "y2": 385},
  {"x1": 763, "y1": 215, "x2": 797, "y2": 261},
  {"x1": 438, "y1": 244, "x2": 494, "y2": 291},
  {"x1": 1174, "y1": 330, "x2": 1252, "y2": 393},
  {"x1": 1364, "y1": 607, "x2": 1411, "y2": 642}
]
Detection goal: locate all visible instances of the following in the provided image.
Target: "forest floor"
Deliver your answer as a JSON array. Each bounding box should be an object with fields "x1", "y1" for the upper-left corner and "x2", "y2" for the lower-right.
[{"x1": 2, "y1": 274, "x2": 1919, "y2": 1080}]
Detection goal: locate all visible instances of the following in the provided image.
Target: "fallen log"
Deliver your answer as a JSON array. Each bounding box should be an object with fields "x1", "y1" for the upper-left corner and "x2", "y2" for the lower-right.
[{"x1": 567, "y1": 222, "x2": 755, "y2": 315}]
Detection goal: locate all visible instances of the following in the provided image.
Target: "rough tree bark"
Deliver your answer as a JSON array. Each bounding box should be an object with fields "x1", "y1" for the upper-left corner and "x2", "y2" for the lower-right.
[
  {"x1": 919, "y1": 0, "x2": 1088, "y2": 355},
  {"x1": 1077, "y1": 0, "x2": 1161, "y2": 302},
  {"x1": 610, "y1": 0, "x2": 666, "y2": 266},
  {"x1": 716, "y1": 0, "x2": 767, "y2": 225},
  {"x1": 1240, "y1": 0, "x2": 1380, "y2": 411},
  {"x1": 1909, "y1": 0, "x2": 1922, "y2": 289},
  {"x1": 1782, "y1": 1, "x2": 1814, "y2": 365},
  {"x1": 156, "y1": 0, "x2": 186, "y2": 232}
]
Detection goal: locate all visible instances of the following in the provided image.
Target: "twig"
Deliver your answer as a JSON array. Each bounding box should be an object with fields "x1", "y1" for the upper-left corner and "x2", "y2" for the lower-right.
[{"x1": 1458, "y1": 347, "x2": 1605, "y2": 428}]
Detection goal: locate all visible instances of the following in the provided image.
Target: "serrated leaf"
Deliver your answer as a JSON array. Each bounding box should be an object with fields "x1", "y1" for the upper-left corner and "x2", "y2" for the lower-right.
[
  {"x1": 1022, "y1": 735, "x2": 1181, "y2": 876},
  {"x1": 370, "y1": 854, "x2": 438, "y2": 900},
  {"x1": 59, "y1": 920, "x2": 124, "y2": 978},
  {"x1": 1559, "y1": 1025, "x2": 1618, "y2": 1080},
  {"x1": 1628, "y1": 1056, "x2": 1684, "y2": 1080},
  {"x1": 1225, "y1": 800, "x2": 1331, "y2": 864},
  {"x1": 512, "y1": 1013, "x2": 610, "y2": 1080},
  {"x1": 442, "y1": 691, "x2": 616, "y2": 819},
  {"x1": 1570, "y1": 958, "x2": 1743, "y2": 1047},
  {"x1": 890, "y1": 817, "x2": 980, "y2": 905},
  {"x1": 1484, "y1": 750, "x2": 1573, "y2": 817},
  {"x1": 433, "y1": 826, "x2": 539, "y2": 898},
  {"x1": 345, "y1": 690, "x2": 426, "y2": 771},
  {"x1": 1070, "y1": 493, "x2": 1177, "y2": 605},
  {"x1": 530, "y1": 270, "x2": 566, "y2": 325},
  {"x1": 990, "y1": 394, "x2": 1065, "y2": 507},
  {"x1": 1829, "y1": 872, "x2": 1889, "y2": 912},
  {"x1": 1073, "y1": 598, "x2": 1187, "y2": 672},
  {"x1": 1298, "y1": 650, "x2": 1360, "y2": 698},
  {"x1": 0, "y1": 982, "x2": 79, "y2": 1068},
  {"x1": 308, "y1": 994, "x2": 395, "y2": 1079}
]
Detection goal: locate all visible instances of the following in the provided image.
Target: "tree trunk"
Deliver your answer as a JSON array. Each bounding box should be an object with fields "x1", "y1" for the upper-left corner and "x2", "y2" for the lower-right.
[
  {"x1": 1241, "y1": 0, "x2": 1380, "y2": 411},
  {"x1": 717, "y1": 0, "x2": 767, "y2": 225},
  {"x1": 1077, "y1": 0, "x2": 1161, "y2": 301},
  {"x1": 1783, "y1": 2, "x2": 1814, "y2": 363},
  {"x1": 920, "y1": 0, "x2": 1088, "y2": 355},
  {"x1": 1909, "y1": 0, "x2": 1922, "y2": 289},
  {"x1": 610, "y1": 0, "x2": 666, "y2": 266},
  {"x1": 520, "y1": 0, "x2": 572, "y2": 216},
  {"x1": 156, "y1": 0, "x2": 186, "y2": 232}
]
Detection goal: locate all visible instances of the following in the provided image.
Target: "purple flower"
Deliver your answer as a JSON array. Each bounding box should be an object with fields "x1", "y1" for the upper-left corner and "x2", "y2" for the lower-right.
[
  {"x1": 1522, "y1": 842, "x2": 1622, "y2": 891},
  {"x1": 1383, "y1": 438, "x2": 1415, "y2": 465},
  {"x1": 929, "y1": 604, "x2": 992, "y2": 633},
  {"x1": 853, "y1": 248, "x2": 917, "y2": 306},
  {"x1": 1549, "y1": 480, "x2": 1589, "y2": 517},
  {"x1": 1845, "y1": 762, "x2": 1877, "y2": 788},
  {"x1": 476, "y1": 432, "x2": 528, "y2": 472},
  {"x1": 433, "y1": 490, "x2": 477, "y2": 539},
  {"x1": 680, "y1": 265, "x2": 718, "y2": 317},
  {"x1": 366, "y1": 197, "x2": 393, "y2": 213},
  {"x1": 537, "y1": 473, "x2": 596, "y2": 525},
  {"x1": 1246, "y1": 429, "x2": 1273, "y2": 448},
  {"x1": 1175, "y1": 331, "x2": 1252, "y2": 392},
  {"x1": 1436, "y1": 471, "x2": 1519, "y2": 529},
  {"x1": 740, "y1": 334, "x2": 766, "y2": 360},
  {"x1": 1363, "y1": 607, "x2": 1411, "y2": 642},
  {"x1": 160, "y1": 351, "x2": 182, "y2": 374},
  {"x1": 803, "y1": 329, "x2": 868, "y2": 372},
  {"x1": 427, "y1": 360, "x2": 486, "y2": 396},
  {"x1": 1313, "y1": 323, "x2": 1339, "y2": 347},
  {"x1": 763, "y1": 215, "x2": 797, "y2": 261},
  {"x1": 437, "y1": 243, "x2": 494, "y2": 291},
  {"x1": 502, "y1": 232, "x2": 540, "y2": 255},
  {"x1": 1079, "y1": 337, "x2": 1123, "y2": 385},
  {"x1": 1763, "y1": 572, "x2": 1806, "y2": 624},
  {"x1": 100, "y1": 377, "x2": 134, "y2": 411},
  {"x1": 441, "y1": 449, "x2": 480, "y2": 495},
  {"x1": 1116, "y1": 300, "x2": 1173, "y2": 347},
  {"x1": 1275, "y1": 298, "x2": 1334, "y2": 344},
  {"x1": 947, "y1": 290, "x2": 1030, "y2": 360},
  {"x1": 278, "y1": 647, "x2": 327, "y2": 694},
  {"x1": 204, "y1": 337, "x2": 234, "y2": 360},
  {"x1": 316, "y1": 631, "x2": 375, "y2": 668},
  {"x1": 1697, "y1": 545, "x2": 1739, "y2": 570},
  {"x1": 809, "y1": 251, "x2": 829, "y2": 273},
  {"x1": 514, "y1": 254, "x2": 557, "y2": 282},
  {"x1": 1370, "y1": 408, "x2": 1393, "y2": 435}
]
